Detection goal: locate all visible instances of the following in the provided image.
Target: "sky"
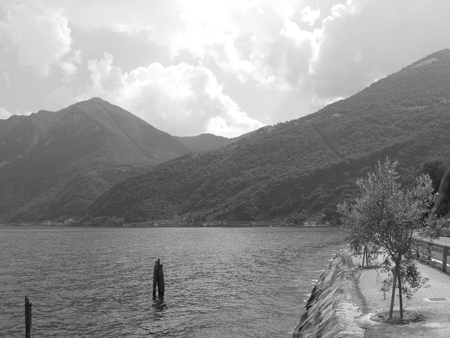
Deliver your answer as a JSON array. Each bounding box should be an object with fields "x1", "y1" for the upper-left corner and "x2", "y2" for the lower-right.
[{"x1": 0, "y1": 0, "x2": 449, "y2": 137}]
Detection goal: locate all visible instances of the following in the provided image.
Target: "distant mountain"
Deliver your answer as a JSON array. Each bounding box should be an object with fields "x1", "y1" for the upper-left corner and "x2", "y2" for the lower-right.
[
  {"x1": 88, "y1": 49, "x2": 450, "y2": 224},
  {"x1": 0, "y1": 98, "x2": 191, "y2": 221},
  {"x1": 176, "y1": 133, "x2": 232, "y2": 152}
]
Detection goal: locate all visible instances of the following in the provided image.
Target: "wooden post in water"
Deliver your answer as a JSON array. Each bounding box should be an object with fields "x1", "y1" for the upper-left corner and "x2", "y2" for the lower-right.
[
  {"x1": 153, "y1": 259, "x2": 159, "y2": 298},
  {"x1": 158, "y1": 263, "x2": 165, "y2": 298},
  {"x1": 25, "y1": 296, "x2": 32, "y2": 338},
  {"x1": 153, "y1": 259, "x2": 165, "y2": 298}
]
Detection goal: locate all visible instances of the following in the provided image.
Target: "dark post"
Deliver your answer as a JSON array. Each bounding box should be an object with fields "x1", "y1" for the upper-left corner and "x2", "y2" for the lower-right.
[
  {"x1": 443, "y1": 246, "x2": 448, "y2": 273},
  {"x1": 25, "y1": 296, "x2": 32, "y2": 338},
  {"x1": 158, "y1": 263, "x2": 165, "y2": 298},
  {"x1": 153, "y1": 259, "x2": 160, "y2": 298},
  {"x1": 152, "y1": 259, "x2": 165, "y2": 298}
]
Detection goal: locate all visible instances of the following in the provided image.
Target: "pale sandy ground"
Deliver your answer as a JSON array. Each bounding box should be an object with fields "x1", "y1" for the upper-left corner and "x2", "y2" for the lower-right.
[{"x1": 352, "y1": 254, "x2": 450, "y2": 337}]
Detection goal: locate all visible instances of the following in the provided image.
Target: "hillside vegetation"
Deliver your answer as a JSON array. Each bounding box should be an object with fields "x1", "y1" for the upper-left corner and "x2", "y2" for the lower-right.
[
  {"x1": 176, "y1": 134, "x2": 233, "y2": 152},
  {"x1": 0, "y1": 98, "x2": 192, "y2": 221},
  {"x1": 88, "y1": 50, "x2": 450, "y2": 224}
]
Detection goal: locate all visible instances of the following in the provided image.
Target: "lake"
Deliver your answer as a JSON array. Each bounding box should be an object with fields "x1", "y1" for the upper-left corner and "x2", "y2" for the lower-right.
[{"x1": 0, "y1": 226, "x2": 346, "y2": 337}]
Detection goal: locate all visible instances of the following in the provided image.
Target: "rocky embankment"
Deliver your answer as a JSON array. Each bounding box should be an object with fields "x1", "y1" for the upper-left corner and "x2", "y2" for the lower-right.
[{"x1": 293, "y1": 250, "x2": 365, "y2": 338}]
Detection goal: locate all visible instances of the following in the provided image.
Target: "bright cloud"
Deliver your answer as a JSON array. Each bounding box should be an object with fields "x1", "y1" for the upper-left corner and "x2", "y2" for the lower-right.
[
  {"x1": 1, "y1": 2, "x2": 72, "y2": 76},
  {"x1": 1, "y1": 0, "x2": 450, "y2": 136},
  {"x1": 299, "y1": 6, "x2": 321, "y2": 25},
  {"x1": 60, "y1": 49, "x2": 81, "y2": 83},
  {"x1": 0, "y1": 107, "x2": 12, "y2": 119},
  {"x1": 170, "y1": 0, "x2": 318, "y2": 90},
  {"x1": 77, "y1": 52, "x2": 264, "y2": 137}
]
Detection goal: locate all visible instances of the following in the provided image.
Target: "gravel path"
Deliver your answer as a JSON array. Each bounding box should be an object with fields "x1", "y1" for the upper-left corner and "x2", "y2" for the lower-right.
[{"x1": 353, "y1": 252, "x2": 450, "y2": 337}]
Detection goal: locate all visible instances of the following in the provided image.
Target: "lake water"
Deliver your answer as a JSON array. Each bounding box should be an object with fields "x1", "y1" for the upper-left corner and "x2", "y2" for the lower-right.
[{"x1": 0, "y1": 226, "x2": 346, "y2": 337}]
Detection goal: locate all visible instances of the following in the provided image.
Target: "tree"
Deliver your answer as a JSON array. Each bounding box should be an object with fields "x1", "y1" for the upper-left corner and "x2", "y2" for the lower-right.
[
  {"x1": 338, "y1": 158, "x2": 441, "y2": 320},
  {"x1": 433, "y1": 167, "x2": 450, "y2": 218},
  {"x1": 418, "y1": 158, "x2": 449, "y2": 193}
]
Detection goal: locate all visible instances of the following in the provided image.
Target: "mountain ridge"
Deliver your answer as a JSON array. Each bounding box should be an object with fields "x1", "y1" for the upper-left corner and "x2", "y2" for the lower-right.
[
  {"x1": 87, "y1": 49, "x2": 450, "y2": 224},
  {"x1": 0, "y1": 98, "x2": 193, "y2": 221},
  {"x1": 176, "y1": 133, "x2": 233, "y2": 152}
]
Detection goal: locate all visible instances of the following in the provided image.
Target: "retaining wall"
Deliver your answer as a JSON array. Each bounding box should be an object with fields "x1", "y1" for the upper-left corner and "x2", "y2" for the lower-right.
[{"x1": 292, "y1": 251, "x2": 365, "y2": 338}]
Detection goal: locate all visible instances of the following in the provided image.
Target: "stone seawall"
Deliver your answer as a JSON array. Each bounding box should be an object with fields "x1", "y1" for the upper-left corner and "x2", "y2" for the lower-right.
[{"x1": 293, "y1": 250, "x2": 365, "y2": 338}]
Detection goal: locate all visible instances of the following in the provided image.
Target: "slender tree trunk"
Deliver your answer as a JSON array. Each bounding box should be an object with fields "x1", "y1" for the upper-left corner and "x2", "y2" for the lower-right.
[
  {"x1": 398, "y1": 269, "x2": 403, "y2": 319},
  {"x1": 389, "y1": 268, "x2": 397, "y2": 319},
  {"x1": 362, "y1": 246, "x2": 366, "y2": 267},
  {"x1": 366, "y1": 247, "x2": 370, "y2": 267}
]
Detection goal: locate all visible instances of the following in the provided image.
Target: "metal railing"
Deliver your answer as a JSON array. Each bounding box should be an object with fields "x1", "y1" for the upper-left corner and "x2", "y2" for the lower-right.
[{"x1": 415, "y1": 240, "x2": 450, "y2": 273}]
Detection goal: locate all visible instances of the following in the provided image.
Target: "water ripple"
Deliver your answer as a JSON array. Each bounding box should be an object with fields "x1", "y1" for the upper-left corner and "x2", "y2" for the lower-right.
[{"x1": 0, "y1": 226, "x2": 345, "y2": 337}]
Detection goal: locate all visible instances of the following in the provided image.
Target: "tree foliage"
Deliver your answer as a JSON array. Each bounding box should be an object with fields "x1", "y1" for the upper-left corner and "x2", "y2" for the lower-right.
[
  {"x1": 433, "y1": 167, "x2": 450, "y2": 218},
  {"x1": 418, "y1": 158, "x2": 449, "y2": 193},
  {"x1": 338, "y1": 158, "x2": 442, "y2": 319}
]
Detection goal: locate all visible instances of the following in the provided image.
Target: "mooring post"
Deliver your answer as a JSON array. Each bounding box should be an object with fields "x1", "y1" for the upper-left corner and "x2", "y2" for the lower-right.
[
  {"x1": 25, "y1": 296, "x2": 32, "y2": 338},
  {"x1": 152, "y1": 259, "x2": 165, "y2": 298},
  {"x1": 153, "y1": 259, "x2": 160, "y2": 298},
  {"x1": 158, "y1": 263, "x2": 165, "y2": 298}
]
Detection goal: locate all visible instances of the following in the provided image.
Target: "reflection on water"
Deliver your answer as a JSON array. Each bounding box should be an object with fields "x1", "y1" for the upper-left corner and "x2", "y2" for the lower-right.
[
  {"x1": 152, "y1": 298, "x2": 168, "y2": 319},
  {"x1": 0, "y1": 226, "x2": 345, "y2": 337}
]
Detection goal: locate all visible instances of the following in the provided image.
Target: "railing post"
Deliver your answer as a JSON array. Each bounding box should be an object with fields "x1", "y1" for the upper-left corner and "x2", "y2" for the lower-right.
[
  {"x1": 428, "y1": 242, "x2": 432, "y2": 262},
  {"x1": 443, "y1": 247, "x2": 448, "y2": 273}
]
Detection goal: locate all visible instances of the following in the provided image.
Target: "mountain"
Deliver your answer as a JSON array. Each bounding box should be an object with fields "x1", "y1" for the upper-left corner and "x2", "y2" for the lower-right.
[
  {"x1": 0, "y1": 98, "x2": 192, "y2": 222},
  {"x1": 87, "y1": 49, "x2": 450, "y2": 224},
  {"x1": 176, "y1": 133, "x2": 232, "y2": 152}
]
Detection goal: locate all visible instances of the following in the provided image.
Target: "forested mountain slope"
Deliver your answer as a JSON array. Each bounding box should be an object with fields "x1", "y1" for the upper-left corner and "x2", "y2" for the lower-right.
[
  {"x1": 88, "y1": 49, "x2": 450, "y2": 224},
  {"x1": 0, "y1": 98, "x2": 192, "y2": 221},
  {"x1": 176, "y1": 134, "x2": 232, "y2": 152}
]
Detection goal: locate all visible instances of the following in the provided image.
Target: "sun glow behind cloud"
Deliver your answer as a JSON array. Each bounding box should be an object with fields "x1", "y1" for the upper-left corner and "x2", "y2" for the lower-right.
[{"x1": 0, "y1": 0, "x2": 450, "y2": 136}]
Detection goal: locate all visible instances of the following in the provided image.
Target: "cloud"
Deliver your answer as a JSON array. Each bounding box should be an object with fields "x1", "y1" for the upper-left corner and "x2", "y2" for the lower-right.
[
  {"x1": 59, "y1": 0, "x2": 184, "y2": 43},
  {"x1": 50, "y1": 0, "x2": 318, "y2": 91},
  {"x1": 0, "y1": 106, "x2": 31, "y2": 118},
  {"x1": 79, "y1": 52, "x2": 264, "y2": 137},
  {"x1": 46, "y1": 86, "x2": 77, "y2": 109},
  {"x1": 87, "y1": 52, "x2": 124, "y2": 93},
  {"x1": 0, "y1": 107, "x2": 12, "y2": 119},
  {"x1": 60, "y1": 49, "x2": 81, "y2": 83},
  {"x1": 299, "y1": 5, "x2": 321, "y2": 26},
  {"x1": 1, "y1": 2, "x2": 72, "y2": 76},
  {"x1": 166, "y1": 0, "x2": 450, "y2": 111},
  {"x1": 3, "y1": 0, "x2": 450, "y2": 127},
  {"x1": 2, "y1": 72, "x2": 11, "y2": 87},
  {"x1": 171, "y1": 0, "x2": 318, "y2": 90},
  {"x1": 309, "y1": 0, "x2": 450, "y2": 104}
]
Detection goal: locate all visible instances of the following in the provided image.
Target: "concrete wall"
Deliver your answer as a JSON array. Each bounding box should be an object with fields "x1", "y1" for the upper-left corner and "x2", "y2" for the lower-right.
[{"x1": 293, "y1": 251, "x2": 365, "y2": 338}]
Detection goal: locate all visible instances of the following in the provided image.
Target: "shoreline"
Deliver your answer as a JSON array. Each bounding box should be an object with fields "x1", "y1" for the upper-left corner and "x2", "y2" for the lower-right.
[
  {"x1": 295, "y1": 246, "x2": 450, "y2": 338},
  {"x1": 0, "y1": 223, "x2": 338, "y2": 228},
  {"x1": 292, "y1": 249, "x2": 365, "y2": 338}
]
